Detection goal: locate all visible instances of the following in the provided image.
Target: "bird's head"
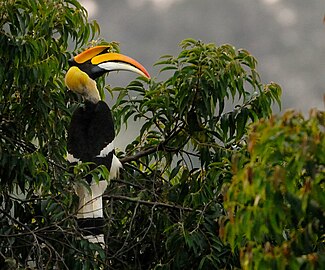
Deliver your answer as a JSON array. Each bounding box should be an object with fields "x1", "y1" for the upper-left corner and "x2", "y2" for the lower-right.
[{"x1": 65, "y1": 45, "x2": 150, "y2": 103}]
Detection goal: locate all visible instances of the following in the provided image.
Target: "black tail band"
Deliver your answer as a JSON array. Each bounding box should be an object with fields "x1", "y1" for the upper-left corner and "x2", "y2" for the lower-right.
[{"x1": 77, "y1": 217, "x2": 105, "y2": 236}]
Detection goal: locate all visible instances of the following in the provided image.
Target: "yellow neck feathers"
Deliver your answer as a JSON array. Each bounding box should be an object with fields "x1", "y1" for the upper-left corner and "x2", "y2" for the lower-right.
[{"x1": 65, "y1": 66, "x2": 100, "y2": 103}]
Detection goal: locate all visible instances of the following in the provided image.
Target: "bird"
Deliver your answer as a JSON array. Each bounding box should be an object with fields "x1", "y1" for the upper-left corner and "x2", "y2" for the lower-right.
[{"x1": 65, "y1": 45, "x2": 150, "y2": 243}]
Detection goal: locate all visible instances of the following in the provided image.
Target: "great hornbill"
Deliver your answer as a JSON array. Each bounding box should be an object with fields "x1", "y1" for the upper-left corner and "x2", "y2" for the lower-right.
[{"x1": 65, "y1": 45, "x2": 150, "y2": 243}]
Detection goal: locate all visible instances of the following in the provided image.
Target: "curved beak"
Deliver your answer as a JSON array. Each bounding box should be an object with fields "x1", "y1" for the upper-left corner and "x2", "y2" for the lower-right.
[
  {"x1": 70, "y1": 46, "x2": 150, "y2": 79},
  {"x1": 91, "y1": 53, "x2": 150, "y2": 79}
]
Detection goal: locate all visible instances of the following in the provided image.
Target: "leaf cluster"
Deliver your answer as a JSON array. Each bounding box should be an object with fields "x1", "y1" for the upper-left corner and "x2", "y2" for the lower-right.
[
  {"x1": 0, "y1": 0, "x2": 99, "y2": 191},
  {"x1": 3, "y1": 2, "x2": 318, "y2": 269},
  {"x1": 0, "y1": 1, "x2": 112, "y2": 269},
  {"x1": 222, "y1": 109, "x2": 325, "y2": 270},
  {"x1": 105, "y1": 39, "x2": 281, "y2": 269}
]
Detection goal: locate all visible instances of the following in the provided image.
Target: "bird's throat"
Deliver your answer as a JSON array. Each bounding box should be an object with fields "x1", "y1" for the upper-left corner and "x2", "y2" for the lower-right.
[{"x1": 65, "y1": 66, "x2": 100, "y2": 103}]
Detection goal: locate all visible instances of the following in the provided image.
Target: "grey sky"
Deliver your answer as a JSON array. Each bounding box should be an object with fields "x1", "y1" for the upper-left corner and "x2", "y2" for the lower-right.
[{"x1": 80, "y1": 0, "x2": 324, "y2": 113}]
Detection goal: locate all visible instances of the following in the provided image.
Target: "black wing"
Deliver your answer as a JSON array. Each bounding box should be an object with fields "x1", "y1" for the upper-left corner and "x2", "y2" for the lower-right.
[{"x1": 67, "y1": 101, "x2": 115, "y2": 169}]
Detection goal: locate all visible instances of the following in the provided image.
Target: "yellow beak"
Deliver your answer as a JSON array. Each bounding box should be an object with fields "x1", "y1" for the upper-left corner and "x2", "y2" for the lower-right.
[
  {"x1": 71, "y1": 45, "x2": 150, "y2": 79},
  {"x1": 73, "y1": 45, "x2": 110, "y2": 64}
]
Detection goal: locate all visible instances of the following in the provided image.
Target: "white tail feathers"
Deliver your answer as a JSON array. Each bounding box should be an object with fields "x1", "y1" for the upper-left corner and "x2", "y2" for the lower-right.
[
  {"x1": 69, "y1": 152, "x2": 122, "y2": 244},
  {"x1": 84, "y1": 234, "x2": 105, "y2": 245},
  {"x1": 75, "y1": 155, "x2": 122, "y2": 219},
  {"x1": 75, "y1": 181, "x2": 108, "y2": 219}
]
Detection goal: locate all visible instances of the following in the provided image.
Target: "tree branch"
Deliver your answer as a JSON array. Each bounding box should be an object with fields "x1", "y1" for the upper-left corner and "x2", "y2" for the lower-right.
[
  {"x1": 103, "y1": 194, "x2": 199, "y2": 213},
  {"x1": 119, "y1": 145, "x2": 159, "y2": 164},
  {"x1": 119, "y1": 126, "x2": 188, "y2": 164}
]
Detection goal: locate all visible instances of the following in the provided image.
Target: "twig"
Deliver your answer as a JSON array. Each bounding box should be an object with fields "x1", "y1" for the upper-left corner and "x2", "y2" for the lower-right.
[
  {"x1": 102, "y1": 194, "x2": 199, "y2": 213},
  {"x1": 119, "y1": 122, "x2": 186, "y2": 164},
  {"x1": 109, "y1": 204, "x2": 156, "y2": 260},
  {"x1": 113, "y1": 202, "x2": 139, "y2": 258},
  {"x1": 119, "y1": 145, "x2": 160, "y2": 164}
]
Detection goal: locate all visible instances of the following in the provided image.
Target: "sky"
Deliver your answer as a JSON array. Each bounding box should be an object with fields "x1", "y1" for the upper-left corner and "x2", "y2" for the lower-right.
[{"x1": 78, "y1": 0, "x2": 324, "y2": 114}]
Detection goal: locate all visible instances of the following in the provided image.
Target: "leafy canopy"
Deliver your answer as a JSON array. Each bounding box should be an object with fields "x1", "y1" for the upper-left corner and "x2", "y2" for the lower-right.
[
  {"x1": 222, "y1": 109, "x2": 325, "y2": 270},
  {"x1": 106, "y1": 38, "x2": 282, "y2": 269},
  {"x1": 1, "y1": 1, "x2": 324, "y2": 269}
]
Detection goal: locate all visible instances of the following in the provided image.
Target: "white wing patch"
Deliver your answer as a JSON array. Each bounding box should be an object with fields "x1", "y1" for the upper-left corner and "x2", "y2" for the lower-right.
[
  {"x1": 67, "y1": 152, "x2": 80, "y2": 163},
  {"x1": 67, "y1": 140, "x2": 122, "y2": 179},
  {"x1": 96, "y1": 140, "x2": 122, "y2": 179},
  {"x1": 96, "y1": 141, "x2": 115, "y2": 158},
  {"x1": 109, "y1": 154, "x2": 123, "y2": 179}
]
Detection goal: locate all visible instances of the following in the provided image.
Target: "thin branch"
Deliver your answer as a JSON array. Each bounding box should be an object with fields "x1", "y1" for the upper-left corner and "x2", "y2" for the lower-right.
[
  {"x1": 110, "y1": 178, "x2": 143, "y2": 189},
  {"x1": 120, "y1": 128, "x2": 188, "y2": 164},
  {"x1": 113, "y1": 202, "x2": 139, "y2": 257},
  {"x1": 1, "y1": 134, "x2": 68, "y2": 172},
  {"x1": 109, "y1": 204, "x2": 156, "y2": 260},
  {"x1": 103, "y1": 194, "x2": 200, "y2": 213},
  {"x1": 119, "y1": 145, "x2": 159, "y2": 164}
]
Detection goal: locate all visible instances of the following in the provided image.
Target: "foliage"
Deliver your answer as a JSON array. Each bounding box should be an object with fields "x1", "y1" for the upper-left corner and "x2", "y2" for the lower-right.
[
  {"x1": 1, "y1": 0, "x2": 322, "y2": 269},
  {"x1": 106, "y1": 38, "x2": 281, "y2": 269},
  {"x1": 0, "y1": 0, "x2": 107, "y2": 269},
  {"x1": 221, "y1": 109, "x2": 325, "y2": 270},
  {"x1": 0, "y1": 0, "x2": 100, "y2": 190}
]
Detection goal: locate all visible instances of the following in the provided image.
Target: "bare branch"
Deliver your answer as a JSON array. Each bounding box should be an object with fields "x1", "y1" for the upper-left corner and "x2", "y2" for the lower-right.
[
  {"x1": 119, "y1": 145, "x2": 159, "y2": 164},
  {"x1": 103, "y1": 194, "x2": 199, "y2": 213}
]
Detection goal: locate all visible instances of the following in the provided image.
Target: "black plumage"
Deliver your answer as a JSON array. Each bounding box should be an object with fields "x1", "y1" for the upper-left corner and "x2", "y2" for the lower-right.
[
  {"x1": 67, "y1": 100, "x2": 116, "y2": 182},
  {"x1": 64, "y1": 46, "x2": 149, "y2": 242}
]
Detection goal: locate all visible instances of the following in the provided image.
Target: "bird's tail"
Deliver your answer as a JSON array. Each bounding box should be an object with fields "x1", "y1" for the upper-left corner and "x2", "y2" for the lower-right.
[{"x1": 75, "y1": 180, "x2": 108, "y2": 244}]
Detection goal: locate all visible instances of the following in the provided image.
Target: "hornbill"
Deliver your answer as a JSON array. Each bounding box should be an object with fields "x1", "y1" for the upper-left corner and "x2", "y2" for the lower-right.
[{"x1": 65, "y1": 45, "x2": 150, "y2": 243}]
